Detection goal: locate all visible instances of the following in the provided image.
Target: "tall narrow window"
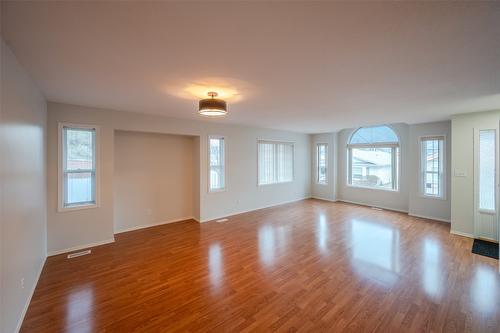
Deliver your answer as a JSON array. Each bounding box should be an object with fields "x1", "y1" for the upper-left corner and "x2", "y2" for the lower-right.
[
  {"x1": 61, "y1": 125, "x2": 97, "y2": 209},
  {"x1": 347, "y1": 125, "x2": 399, "y2": 191},
  {"x1": 258, "y1": 141, "x2": 293, "y2": 185},
  {"x1": 420, "y1": 136, "x2": 445, "y2": 198},
  {"x1": 479, "y1": 130, "x2": 496, "y2": 211},
  {"x1": 317, "y1": 143, "x2": 328, "y2": 184},
  {"x1": 209, "y1": 136, "x2": 225, "y2": 191}
]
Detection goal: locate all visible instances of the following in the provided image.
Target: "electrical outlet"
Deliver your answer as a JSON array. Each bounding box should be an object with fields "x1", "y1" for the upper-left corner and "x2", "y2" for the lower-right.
[{"x1": 20, "y1": 278, "x2": 25, "y2": 289}]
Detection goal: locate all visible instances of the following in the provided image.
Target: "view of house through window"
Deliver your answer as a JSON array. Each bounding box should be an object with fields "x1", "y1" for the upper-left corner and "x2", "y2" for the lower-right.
[
  {"x1": 420, "y1": 137, "x2": 444, "y2": 198},
  {"x1": 62, "y1": 126, "x2": 97, "y2": 207},
  {"x1": 209, "y1": 136, "x2": 225, "y2": 191},
  {"x1": 348, "y1": 126, "x2": 399, "y2": 190},
  {"x1": 317, "y1": 143, "x2": 327, "y2": 184}
]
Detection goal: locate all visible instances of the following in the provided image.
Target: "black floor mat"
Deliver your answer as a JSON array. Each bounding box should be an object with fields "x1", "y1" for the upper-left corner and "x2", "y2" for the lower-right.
[{"x1": 472, "y1": 239, "x2": 499, "y2": 260}]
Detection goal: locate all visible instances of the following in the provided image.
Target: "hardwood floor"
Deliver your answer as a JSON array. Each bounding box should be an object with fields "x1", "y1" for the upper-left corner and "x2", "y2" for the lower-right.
[{"x1": 22, "y1": 199, "x2": 500, "y2": 332}]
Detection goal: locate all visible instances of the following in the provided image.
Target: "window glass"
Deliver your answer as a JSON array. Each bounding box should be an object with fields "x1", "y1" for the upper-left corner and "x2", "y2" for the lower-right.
[
  {"x1": 209, "y1": 137, "x2": 225, "y2": 191},
  {"x1": 258, "y1": 141, "x2": 293, "y2": 185},
  {"x1": 421, "y1": 137, "x2": 444, "y2": 198},
  {"x1": 479, "y1": 130, "x2": 495, "y2": 211},
  {"x1": 63, "y1": 127, "x2": 96, "y2": 207},
  {"x1": 317, "y1": 144, "x2": 327, "y2": 184}
]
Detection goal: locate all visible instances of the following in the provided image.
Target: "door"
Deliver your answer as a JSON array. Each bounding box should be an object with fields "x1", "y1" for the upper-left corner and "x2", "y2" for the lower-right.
[{"x1": 474, "y1": 128, "x2": 499, "y2": 242}]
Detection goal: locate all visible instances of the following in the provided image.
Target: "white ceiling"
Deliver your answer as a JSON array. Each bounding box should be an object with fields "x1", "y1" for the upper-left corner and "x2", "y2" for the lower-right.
[{"x1": 2, "y1": 1, "x2": 499, "y2": 133}]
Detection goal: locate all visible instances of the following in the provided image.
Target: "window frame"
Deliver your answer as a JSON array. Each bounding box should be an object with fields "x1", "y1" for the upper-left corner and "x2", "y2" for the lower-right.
[
  {"x1": 58, "y1": 122, "x2": 100, "y2": 212},
  {"x1": 257, "y1": 139, "x2": 295, "y2": 186},
  {"x1": 346, "y1": 125, "x2": 400, "y2": 192},
  {"x1": 208, "y1": 135, "x2": 226, "y2": 193},
  {"x1": 316, "y1": 143, "x2": 328, "y2": 185},
  {"x1": 418, "y1": 135, "x2": 446, "y2": 200}
]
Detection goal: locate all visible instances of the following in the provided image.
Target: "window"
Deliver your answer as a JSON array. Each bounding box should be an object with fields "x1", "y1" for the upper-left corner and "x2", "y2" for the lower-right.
[
  {"x1": 60, "y1": 124, "x2": 98, "y2": 210},
  {"x1": 258, "y1": 141, "x2": 293, "y2": 185},
  {"x1": 347, "y1": 125, "x2": 399, "y2": 191},
  {"x1": 479, "y1": 130, "x2": 495, "y2": 211},
  {"x1": 420, "y1": 136, "x2": 445, "y2": 198},
  {"x1": 316, "y1": 143, "x2": 328, "y2": 184},
  {"x1": 209, "y1": 136, "x2": 225, "y2": 191}
]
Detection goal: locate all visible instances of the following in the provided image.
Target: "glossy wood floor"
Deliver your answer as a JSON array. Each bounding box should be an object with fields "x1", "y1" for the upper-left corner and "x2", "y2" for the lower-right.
[{"x1": 22, "y1": 200, "x2": 500, "y2": 332}]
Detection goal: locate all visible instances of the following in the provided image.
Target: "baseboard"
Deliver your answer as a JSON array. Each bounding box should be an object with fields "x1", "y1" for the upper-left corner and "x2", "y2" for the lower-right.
[
  {"x1": 310, "y1": 196, "x2": 337, "y2": 202},
  {"x1": 47, "y1": 238, "x2": 115, "y2": 256},
  {"x1": 114, "y1": 216, "x2": 195, "y2": 234},
  {"x1": 15, "y1": 256, "x2": 46, "y2": 333},
  {"x1": 450, "y1": 229, "x2": 474, "y2": 239},
  {"x1": 408, "y1": 213, "x2": 451, "y2": 223},
  {"x1": 338, "y1": 199, "x2": 408, "y2": 214},
  {"x1": 199, "y1": 197, "x2": 310, "y2": 223}
]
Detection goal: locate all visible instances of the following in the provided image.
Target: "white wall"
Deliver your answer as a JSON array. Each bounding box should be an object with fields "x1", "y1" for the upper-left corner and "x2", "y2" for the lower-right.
[
  {"x1": 408, "y1": 121, "x2": 451, "y2": 222},
  {"x1": 113, "y1": 131, "x2": 196, "y2": 233},
  {"x1": 46, "y1": 102, "x2": 311, "y2": 254},
  {"x1": 311, "y1": 132, "x2": 338, "y2": 201},
  {"x1": 1, "y1": 40, "x2": 47, "y2": 333},
  {"x1": 451, "y1": 110, "x2": 500, "y2": 237}
]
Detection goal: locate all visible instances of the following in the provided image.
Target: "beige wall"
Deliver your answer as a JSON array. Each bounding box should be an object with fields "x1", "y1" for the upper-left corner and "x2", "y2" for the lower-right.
[
  {"x1": 1, "y1": 40, "x2": 47, "y2": 333},
  {"x1": 451, "y1": 110, "x2": 500, "y2": 237},
  {"x1": 46, "y1": 102, "x2": 311, "y2": 254},
  {"x1": 113, "y1": 131, "x2": 195, "y2": 233}
]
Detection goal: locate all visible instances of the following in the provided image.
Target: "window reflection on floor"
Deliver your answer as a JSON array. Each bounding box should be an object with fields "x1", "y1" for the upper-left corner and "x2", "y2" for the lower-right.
[
  {"x1": 316, "y1": 214, "x2": 329, "y2": 255},
  {"x1": 209, "y1": 243, "x2": 223, "y2": 289},
  {"x1": 422, "y1": 238, "x2": 443, "y2": 299},
  {"x1": 65, "y1": 285, "x2": 94, "y2": 332},
  {"x1": 258, "y1": 224, "x2": 289, "y2": 267},
  {"x1": 350, "y1": 219, "x2": 400, "y2": 285},
  {"x1": 471, "y1": 265, "x2": 499, "y2": 314}
]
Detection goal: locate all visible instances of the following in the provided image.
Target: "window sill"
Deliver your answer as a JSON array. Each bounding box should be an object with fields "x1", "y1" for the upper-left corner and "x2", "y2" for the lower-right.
[
  {"x1": 316, "y1": 182, "x2": 329, "y2": 186},
  {"x1": 208, "y1": 188, "x2": 226, "y2": 194},
  {"x1": 478, "y1": 209, "x2": 496, "y2": 215},
  {"x1": 346, "y1": 184, "x2": 399, "y2": 193},
  {"x1": 258, "y1": 180, "x2": 294, "y2": 187},
  {"x1": 58, "y1": 202, "x2": 98, "y2": 213},
  {"x1": 418, "y1": 194, "x2": 447, "y2": 201}
]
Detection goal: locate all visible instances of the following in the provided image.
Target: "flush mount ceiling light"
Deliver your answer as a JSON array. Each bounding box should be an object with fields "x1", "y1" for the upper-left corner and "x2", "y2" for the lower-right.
[{"x1": 198, "y1": 92, "x2": 227, "y2": 117}]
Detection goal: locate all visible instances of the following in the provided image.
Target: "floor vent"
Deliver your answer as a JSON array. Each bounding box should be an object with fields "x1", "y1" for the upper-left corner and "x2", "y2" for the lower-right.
[
  {"x1": 216, "y1": 218, "x2": 229, "y2": 223},
  {"x1": 67, "y1": 249, "x2": 91, "y2": 259},
  {"x1": 370, "y1": 207, "x2": 383, "y2": 211}
]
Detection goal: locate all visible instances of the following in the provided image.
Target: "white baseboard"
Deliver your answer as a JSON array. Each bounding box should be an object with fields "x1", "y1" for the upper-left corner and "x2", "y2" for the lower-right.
[
  {"x1": 15, "y1": 256, "x2": 46, "y2": 333},
  {"x1": 200, "y1": 197, "x2": 310, "y2": 223},
  {"x1": 338, "y1": 199, "x2": 408, "y2": 213},
  {"x1": 450, "y1": 229, "x2": 474, "y2": 239},
  {"x1": 47, "y1": 238, "x2": 115, "y2": 256},
  {"x1": 311, "y1": 196, "x2": 337, "y2": 202},
  {"x1": 114, "y1": 216, "x2": 195, "y2": 234},
  {"x1": 408, "y1": 213, "x2": 451, "y2": 223}
]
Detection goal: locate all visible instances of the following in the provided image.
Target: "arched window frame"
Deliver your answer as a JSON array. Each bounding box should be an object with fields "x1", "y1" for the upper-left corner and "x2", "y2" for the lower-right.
[{"x1": 347, "y1": 125, "x2": 400, "y2": 191}]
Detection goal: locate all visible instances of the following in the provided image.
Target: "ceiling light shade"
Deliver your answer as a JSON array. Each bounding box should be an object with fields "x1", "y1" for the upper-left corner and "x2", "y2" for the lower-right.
[{"x1": 198, "y1": 92, "x2": 227, "y2": 117}]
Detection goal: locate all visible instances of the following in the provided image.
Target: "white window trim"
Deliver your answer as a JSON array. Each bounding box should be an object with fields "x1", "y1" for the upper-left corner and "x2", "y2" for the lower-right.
[
  {"x1": 316, "y1": 143, "x2": 328, "y2": 185},
  {"x1": 257, "y1": 139, "x2": 295, "y2": 186},
  {"x1": 346, "y1": 125, "x2": 401, "y2": 192},
  {"x1": 58, "y1": 122, "x2": 100, "y2": 212},
  {"x1": 418, "y1": 135, "x2": 446, "y2": 200},
  {"x1": 208, "y1": 135, "x2": 226, "y2": 193},
  {"x1": 475, "y1": 128, "x2": 497, "y2": 214}
]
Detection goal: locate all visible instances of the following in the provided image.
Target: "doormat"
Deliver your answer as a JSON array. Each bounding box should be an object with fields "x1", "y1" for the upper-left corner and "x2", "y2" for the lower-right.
[{"x1": 472, "y1": 239, "x2": 499, "y2": 260}]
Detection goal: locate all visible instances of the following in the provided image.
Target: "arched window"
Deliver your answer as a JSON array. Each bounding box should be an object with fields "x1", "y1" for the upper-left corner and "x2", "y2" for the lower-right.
[{"x1": 347, "y1": 125, "x2": 399, "y2": 190}]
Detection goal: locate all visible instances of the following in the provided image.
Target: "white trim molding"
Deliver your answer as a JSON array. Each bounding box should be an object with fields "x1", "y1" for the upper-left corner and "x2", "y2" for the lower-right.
[
  {"x1": 114, "y1": 216, "x2": 195, "y2": 234},
  {"x1": 48, "y1": 238, "x2": 115, "y2": 257},
  {"x1": 15, "y1": 257, "x2": 46, "y2": 333},
  {"x1": 409, "y1": 213, "x2": 450, "y2": 223},
  {"x1": 339, "y1": 199, "x2": 408, "y2": 214},
  {"x1": 450, "y1": 229, "x2": 474, "y2": 239}
]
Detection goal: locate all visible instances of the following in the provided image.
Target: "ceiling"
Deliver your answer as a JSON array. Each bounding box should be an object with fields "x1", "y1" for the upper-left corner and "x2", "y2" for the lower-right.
[{"x1": 2, "y1": 1, "x2": 499, "y2": 133}]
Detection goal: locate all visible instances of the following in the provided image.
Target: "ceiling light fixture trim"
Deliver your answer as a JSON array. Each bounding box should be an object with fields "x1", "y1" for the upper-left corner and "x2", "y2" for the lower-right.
[{"x1": 198, "y1": 92, "x2": 227, "y2": 117}]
